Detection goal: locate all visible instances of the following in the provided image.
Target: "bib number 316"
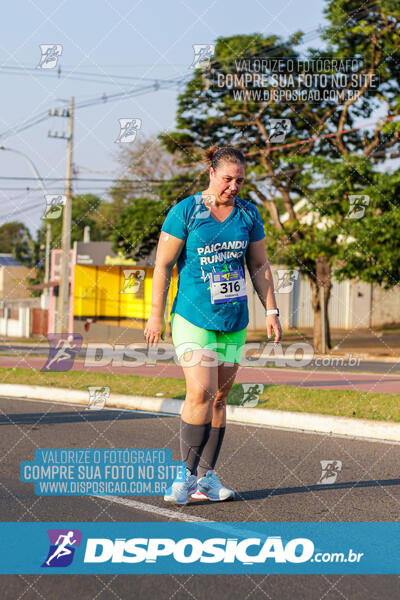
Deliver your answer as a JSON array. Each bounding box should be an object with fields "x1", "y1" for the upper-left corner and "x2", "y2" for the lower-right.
[{"x1": 210, "y1": 269, "x2": 247, "y2": 304}]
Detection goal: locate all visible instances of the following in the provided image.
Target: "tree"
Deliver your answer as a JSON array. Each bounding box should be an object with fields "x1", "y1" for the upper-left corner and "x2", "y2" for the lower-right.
[
  {"x1": 109, "y1": 135, "x2": 196, "y2": 258},
  {"x1": 41, "y1": 193, "x2": 110, "y2": 248},
  {"x1": 0, "y1": 221, "x2": 44, "y2": 295},
  {"x1": 0, "y1": 221, "x2": 35, "y2": 266},
  {"x1": 320, "y1": 0, "x2": 400, "y2": 291},
  {"x1": 112, "y1": 175, "x2": 198, "y2": 258},
  {"x1": 30, "y1": 194, "x2": 112, "y2": 292},
  {"x1": 158, "y1": 7, "x2": 400, "y2": 351},
  {"x1": 0, "y1": 221, "x2": 32, "y2": 256}
]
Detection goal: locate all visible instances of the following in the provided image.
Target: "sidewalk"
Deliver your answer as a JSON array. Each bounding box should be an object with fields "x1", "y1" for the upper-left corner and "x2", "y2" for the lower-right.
[
  {"x1": 1, "y1": 325, "x2": 399, "y2": 361},
  {"x1": 246, "y1": 327, "x2": 400, "y2": 359}
]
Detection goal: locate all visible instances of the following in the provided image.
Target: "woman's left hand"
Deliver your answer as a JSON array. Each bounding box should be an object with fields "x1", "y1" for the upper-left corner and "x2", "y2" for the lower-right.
[{"x1": 266, "y1": 315, "x2": 282, "y2": 344}]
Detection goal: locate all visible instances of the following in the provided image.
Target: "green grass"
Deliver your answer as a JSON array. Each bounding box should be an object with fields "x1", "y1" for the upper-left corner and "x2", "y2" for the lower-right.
[
  {"x1": 1, "y1": 367, "x2": 399, "y2": 422},
  {"x1": 0, "y1": 367, "x2": 187, "y2": 401}
]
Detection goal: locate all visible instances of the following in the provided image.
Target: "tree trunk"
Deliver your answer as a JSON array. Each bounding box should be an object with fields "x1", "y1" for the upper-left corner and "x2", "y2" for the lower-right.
[{"x1": 310, "y1": 258, "x2": 332, "y2": 353}]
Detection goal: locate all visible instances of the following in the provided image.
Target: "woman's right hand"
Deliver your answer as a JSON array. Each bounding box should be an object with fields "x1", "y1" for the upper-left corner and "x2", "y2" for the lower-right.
[{"x1": 144, "y1": 314, "x2": 166, "y2": 346}]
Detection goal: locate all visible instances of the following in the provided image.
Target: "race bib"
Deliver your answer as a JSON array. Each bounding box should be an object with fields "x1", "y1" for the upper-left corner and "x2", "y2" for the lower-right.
[{"x1": 210, "y1": 269, "x2": 247, "y2": 304}]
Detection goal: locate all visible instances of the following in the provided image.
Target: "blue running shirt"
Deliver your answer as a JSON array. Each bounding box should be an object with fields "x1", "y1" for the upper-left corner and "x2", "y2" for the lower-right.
[{"x1": 161, "y1": 193, "x2": 265, "y2": 332}]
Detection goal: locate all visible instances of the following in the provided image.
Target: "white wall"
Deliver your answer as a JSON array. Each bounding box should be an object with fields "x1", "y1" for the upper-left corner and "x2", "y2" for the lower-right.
[
  {"x1": 247, "y1": 267, "x2": 400, "y2": 331},
  {"x1": 0, "y1": 307, "x2": 30, "y2": 337}
]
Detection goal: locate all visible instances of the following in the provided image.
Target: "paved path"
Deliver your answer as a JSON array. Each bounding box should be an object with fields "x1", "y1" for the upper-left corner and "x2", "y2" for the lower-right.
[{"x1": 1, "y1": 355, "x2": 399, "y2": 394}]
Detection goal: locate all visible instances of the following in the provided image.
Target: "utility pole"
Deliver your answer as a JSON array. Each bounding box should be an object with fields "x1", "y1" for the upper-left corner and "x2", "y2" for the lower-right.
[
  {"x1": 56, "y1": 96, "x2": 74, "y2": 333},
  {"x1": 44, "y1": 222, "x2": 51, "y2": 299}
]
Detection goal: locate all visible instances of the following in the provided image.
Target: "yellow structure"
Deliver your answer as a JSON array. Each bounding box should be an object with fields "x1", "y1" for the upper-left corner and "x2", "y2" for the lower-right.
[{"x1": 73, "y1": 265, "x2": 178, "y2": 327}]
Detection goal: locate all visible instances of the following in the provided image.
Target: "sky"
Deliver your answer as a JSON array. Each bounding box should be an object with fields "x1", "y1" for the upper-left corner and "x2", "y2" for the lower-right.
[{"x1": 0, "y1": 0, "x2": 328, "y2": 236}]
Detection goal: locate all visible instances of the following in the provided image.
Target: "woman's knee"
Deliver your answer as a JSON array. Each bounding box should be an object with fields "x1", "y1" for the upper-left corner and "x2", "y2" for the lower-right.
[
  {"x1": 185, "y1": 388, "x2": 215, "y2": 406},
  {"x1": 213, "y1": 390, "x2": 229, "y2": 410}
]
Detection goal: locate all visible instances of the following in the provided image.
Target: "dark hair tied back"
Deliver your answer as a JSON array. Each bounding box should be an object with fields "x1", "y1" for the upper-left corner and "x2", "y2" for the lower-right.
[{"x1": 205, "y1": 146, "x2": 246, "y2": 170}]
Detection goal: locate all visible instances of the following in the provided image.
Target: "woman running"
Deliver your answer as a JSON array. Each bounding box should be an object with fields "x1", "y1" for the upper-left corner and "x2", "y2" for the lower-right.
[{"x1": 144, "y1": 146, "x2": 282, "y2": 504}]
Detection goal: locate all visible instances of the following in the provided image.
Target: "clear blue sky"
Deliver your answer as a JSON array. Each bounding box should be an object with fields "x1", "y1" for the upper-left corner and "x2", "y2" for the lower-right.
[{"x1": 0, "y1": 0, "x2": 328, "y2": 236}]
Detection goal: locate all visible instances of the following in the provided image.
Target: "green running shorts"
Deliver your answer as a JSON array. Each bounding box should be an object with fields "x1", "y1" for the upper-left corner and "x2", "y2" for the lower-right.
[{"x1": 171, "y1": 312, "x2": 247, "y2": 365}]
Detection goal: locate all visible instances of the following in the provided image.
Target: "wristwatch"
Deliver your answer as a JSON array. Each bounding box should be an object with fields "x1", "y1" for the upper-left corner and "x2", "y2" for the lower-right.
[{"x1": 265, "y1": 308, "x2": 279, "y2": 316}]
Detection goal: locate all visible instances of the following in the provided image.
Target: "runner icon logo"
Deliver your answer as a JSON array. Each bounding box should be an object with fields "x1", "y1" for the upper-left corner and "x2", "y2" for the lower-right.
[
  {"x1": 87, "y1": 386, "x2": 110, "y2": 410},
  {"x1": 37, "y1": 45, "x2": 63, "y2": 69},
  {"x1": 347, "y1": 195, "x2": 370, "y2": 220},
  {"x1": 115, "y1": 118, "x2": 142, "y2": 143},
  {"x1": 41, "y1": 334, "x2": 82, "y2": 372},
  {"x1": 318, "y1": 460, "x2": 342, "y2": 485},
  {"x1": 240, "y1": 384, "x2": 264, "y2": 407},
  {"x1": 42, "y1": 194, "x2": 66, "y2": 220},
  {"x1": 120, "y1": 269, "x2": 145, "y2": 294},
  {"x1": 190, "y1": 44, "x2": 215, "y2": 70},
  {"x1": 275, "y1": 269, "x2": 299, "y2": 294},
  {"x1": 268, "y1": 119, "x2": 291, "y2": 143},
  {"x1": 193, "y1": 194, "x2": 215, "y2": 220},
  {"x1": 42, "y1": 529, "x2": 82, "y2": 568}
]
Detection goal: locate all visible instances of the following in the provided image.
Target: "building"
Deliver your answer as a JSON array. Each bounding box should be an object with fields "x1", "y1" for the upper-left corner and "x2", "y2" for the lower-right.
[
  {"x1": 0, "y1": 254, "x2": 40, "y2": 337},
  {"x1": 46, "y1": 241, "x2": 178, "y2": 340}
]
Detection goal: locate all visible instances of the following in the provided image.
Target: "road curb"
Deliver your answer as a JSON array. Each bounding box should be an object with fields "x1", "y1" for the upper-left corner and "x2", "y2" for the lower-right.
[{"x1": 1, "y1": 383, "x2": 400, "y2": 443}]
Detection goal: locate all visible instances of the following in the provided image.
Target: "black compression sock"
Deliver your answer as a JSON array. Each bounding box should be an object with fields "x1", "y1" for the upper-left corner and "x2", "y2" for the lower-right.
[
  {"x1": 197, "y1": 426, "x2": 226, "y2": 478},
  {"x1": 180, "y1": 419, "x2": 211, "y2": 475}
]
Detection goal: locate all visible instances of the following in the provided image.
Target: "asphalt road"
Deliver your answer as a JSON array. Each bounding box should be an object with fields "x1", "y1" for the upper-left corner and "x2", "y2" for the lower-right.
[{"x1": 1, "y1": 395, "x2": 400, "y2": 599}]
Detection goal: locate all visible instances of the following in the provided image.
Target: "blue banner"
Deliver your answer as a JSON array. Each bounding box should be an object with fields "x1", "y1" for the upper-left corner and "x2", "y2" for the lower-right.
[{"x1": 0, "y1": 522, "x2": 399, "y2": 574}]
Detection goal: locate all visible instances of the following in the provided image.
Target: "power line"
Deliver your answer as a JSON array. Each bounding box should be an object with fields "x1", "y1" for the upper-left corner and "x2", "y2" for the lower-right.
[
  {"x1": 74, "y1": 76, "x2": 186, "y2": 109},
  {"x1": 0, "y1": 76, "x2": 188, "y2": 141},
  {"x1": 0, "y1": 12, "x2": 377, "y2": 144},
  {"x1": 0, "y1": 176, "x2": 192, "y2": 183},
  {"x1": 0, "y1": 112, "x2": 50, "y2": 140},
  {"x1": 0, "y1": 65, "x2": 179, "y2": 85},
  {"x1": 0, "y1": 27, "x2": 327, "y2": 141},
  {"x1": 0, "y1": 187, "x2": 164, "y2": 218},
  {"x1": 0, "y1": 185, "x2": 105, "y2": 190},
  {"x1": 0, "y1": 200, "x2": 44, "y2": 218},
  {"x1": 0, "y1": 26, "x2": 322, "y2": 86}
]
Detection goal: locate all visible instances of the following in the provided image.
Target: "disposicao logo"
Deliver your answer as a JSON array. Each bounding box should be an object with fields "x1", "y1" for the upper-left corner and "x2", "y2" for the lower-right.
[
  {"x1": 83, "y1": 536, "x2": 314, "y2": 564},
  {"x1": 42, "y1": 529, "x2": 82, "y2": 567}
]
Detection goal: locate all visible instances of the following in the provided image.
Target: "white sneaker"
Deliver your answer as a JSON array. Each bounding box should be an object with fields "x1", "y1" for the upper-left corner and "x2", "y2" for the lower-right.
[
  {"x1": 192, "y1": 470, "x2": 235, "y2": 501},
  {"x1": 164, "y1": 468, "x2": 197, "y2": 505}
]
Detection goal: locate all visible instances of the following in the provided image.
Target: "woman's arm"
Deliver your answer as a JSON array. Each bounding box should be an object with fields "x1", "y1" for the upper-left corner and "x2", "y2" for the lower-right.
[
  {"x1": 245, "y1": 239, "x2": 282, "y2": 343},
  {"x1": 144, "y1": 232, "x2": 185, "y2": 345}
]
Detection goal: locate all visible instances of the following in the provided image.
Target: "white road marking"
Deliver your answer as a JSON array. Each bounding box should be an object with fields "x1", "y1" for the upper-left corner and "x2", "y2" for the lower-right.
[
  {"x1": 95, "y1": 495, "x2": 212, "y2": 522},
  {"x1": 94, "y1": 495, "x2": 267, "y2": 540}
]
